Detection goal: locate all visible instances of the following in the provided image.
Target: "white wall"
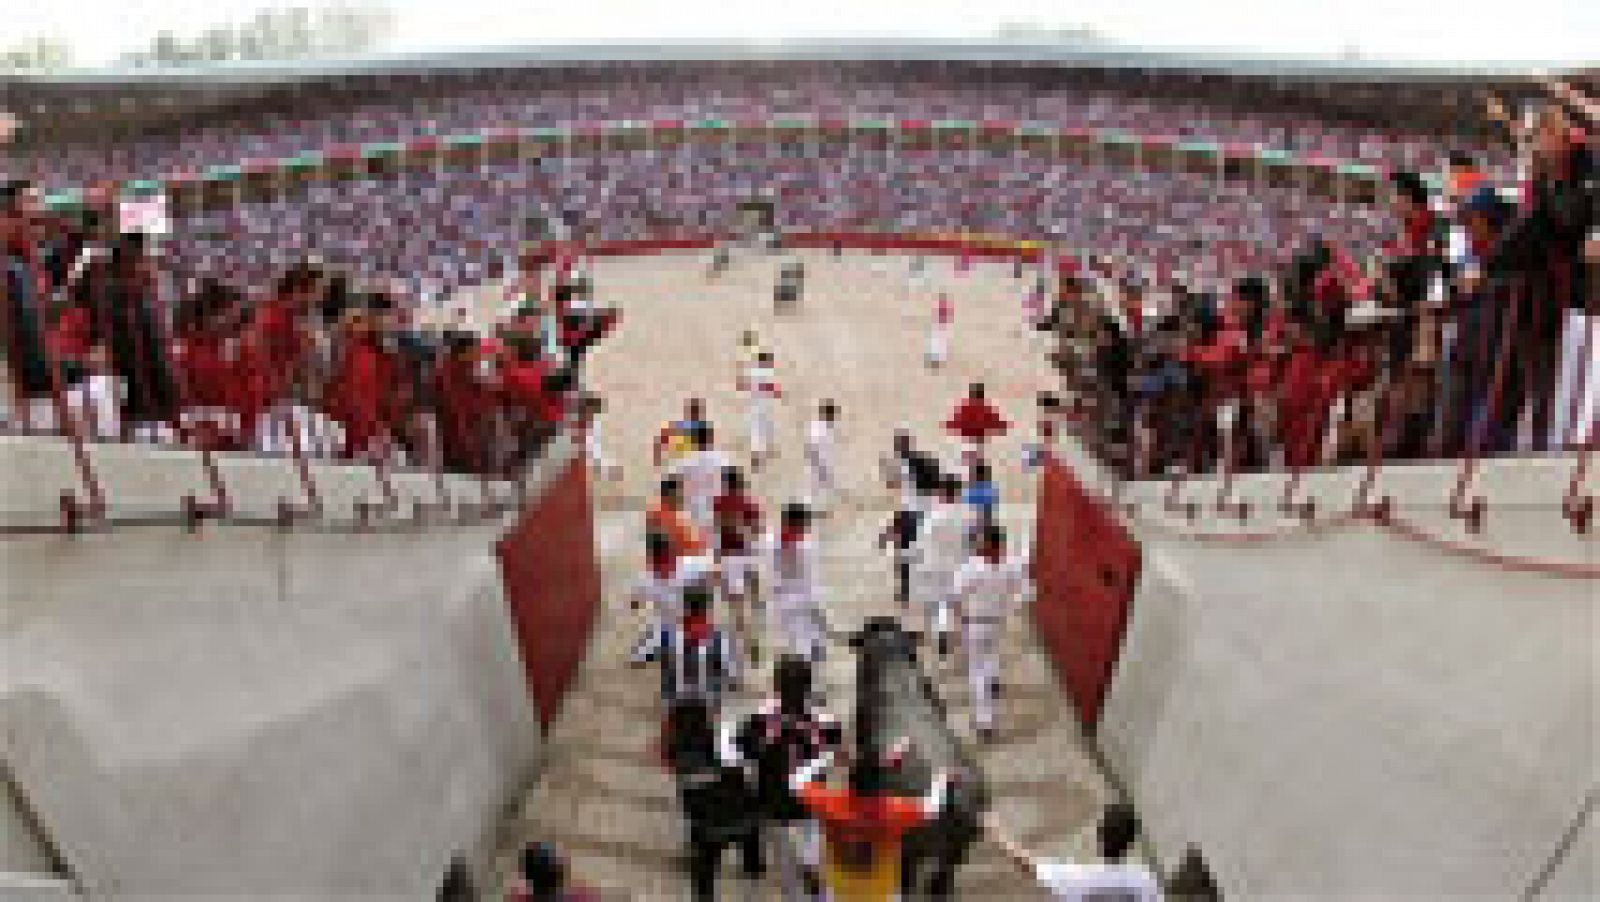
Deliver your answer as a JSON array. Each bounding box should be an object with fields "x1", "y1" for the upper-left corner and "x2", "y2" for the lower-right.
[
  {"x1": 0, "y1": 439, "x2": 575, "y2": 896},
  {"x1": 1094, "y1": 454, "x2": 1598, "y2": 897}
]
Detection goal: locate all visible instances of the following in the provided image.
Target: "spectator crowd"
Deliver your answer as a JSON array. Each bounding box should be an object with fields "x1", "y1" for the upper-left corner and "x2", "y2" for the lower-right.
[
  {"x1": 3, "y1": 70, "x2": 1591, "y2": 499},
  {"x1": 1051, "y1": 86, "x2": 1594, "y2": 479},
  {"x1": 3, "y1": 176, "x2": 614, "y2": 476},
  {"x1": 164, "y1": 145, "x2": 1387, "y2": 304},
  {"x1": 16, "y1": 69, "x2": 1508, "y2": 194}
]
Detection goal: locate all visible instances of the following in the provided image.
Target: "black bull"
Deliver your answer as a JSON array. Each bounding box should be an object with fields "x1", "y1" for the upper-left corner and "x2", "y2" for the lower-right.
[{"x1": 850, "y1": 616, "x2": 988, "y2": 898}]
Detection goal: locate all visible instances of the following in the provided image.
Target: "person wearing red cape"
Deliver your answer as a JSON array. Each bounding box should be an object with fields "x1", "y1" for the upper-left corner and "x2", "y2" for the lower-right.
[{"x1": 944, "y1": 382, "x2": 1010, "y2": 470}]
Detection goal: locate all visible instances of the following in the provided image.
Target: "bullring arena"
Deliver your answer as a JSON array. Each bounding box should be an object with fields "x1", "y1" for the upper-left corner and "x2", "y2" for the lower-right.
[
  {"x1": 505, "y1": 249, "x2": 1096, "y2": 898},
  {"x1": 2, "y1": 38, "x2": 1596, "y2": 902}
]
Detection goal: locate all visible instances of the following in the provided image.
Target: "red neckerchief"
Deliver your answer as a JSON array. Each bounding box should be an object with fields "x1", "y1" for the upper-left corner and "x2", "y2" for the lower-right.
[
  {"x1": 982, "y1": 547, "x2": 1004, "y2": 565},
  {"x1": 1399, "y1": 208, "x2": 1434, "y2": 257},
  {"x1": 682, "y1": 612, "x2": 711, "y2": 647},
  {"x1": 781, "y1": 526, "x2": 804, "y2": 547}
]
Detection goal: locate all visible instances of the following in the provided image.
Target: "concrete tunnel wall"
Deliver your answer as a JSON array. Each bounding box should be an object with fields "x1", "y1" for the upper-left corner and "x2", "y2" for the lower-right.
[
  {"x1": 0, "y1": 439, "x2": 578, "y2": 896},
  {"x1": 1090, "y1": 455, "x2": 1597, "y2": 897}
]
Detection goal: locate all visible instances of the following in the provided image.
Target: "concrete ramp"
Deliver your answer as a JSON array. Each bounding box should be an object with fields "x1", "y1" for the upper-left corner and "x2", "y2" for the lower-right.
[
  {"x1": 1092, "y1": 455, "x2": 1598, "y2": 897},
  {"x1": 0, "y1": 439, "x2": 573, "y2": 896}
]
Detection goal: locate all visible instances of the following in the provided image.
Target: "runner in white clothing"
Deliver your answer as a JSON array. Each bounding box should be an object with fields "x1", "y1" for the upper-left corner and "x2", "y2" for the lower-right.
[
  {"x1": 764, "y1": 503, "x2": 829, "y2": 664},
  {"x1": 579, "y1": 393, "x2": 620, "y2": 481},
  {"x1": 876, "y1": 431, "x2": 940, "y2": 608},
  {"x1": 911, "y1": 475, "x2": 972, "y2": 660},
  {"x1": 927, "y1": 292, "x2": 953, "y2": 369},
  {"x1": 742, "y1": 350, "x2": 783, "y2": 469},
  {"x1": 627, "y1": 532, "x2": 714, "y2": 664},
  {"x1": 671, "y1": 422, "x2": 730, "y2": 537},
  {"x1": 804, "y1": 400, "x2": 840, "y2": 514},
  {"x1": 952, "y1": 523, "x2": 1031, "y2": 741}
]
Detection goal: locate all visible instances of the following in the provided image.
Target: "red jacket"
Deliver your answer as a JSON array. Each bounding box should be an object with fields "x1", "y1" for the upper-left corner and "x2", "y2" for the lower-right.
[
  {"x1": 327, "y1": 335, "x2": 397, "y2": 455},
  {"x1": 47, "y1": 306, "x2": 94, "y2": 362},
  {"x1": 1181, "y1": 327, "x2": 1248, "y2": 403},
  {"x1": 172, "y1": 325, "x2": 238, "y2": 409},
  {"x1": 499, "y1": 356, "x2": 565, "y2": 424},
  {"x1": 435, "y1": 354, "x2": 495, "y2": 467},
  {"x1": 237, "y1": 298, "x2": 309, "y2": 424}
]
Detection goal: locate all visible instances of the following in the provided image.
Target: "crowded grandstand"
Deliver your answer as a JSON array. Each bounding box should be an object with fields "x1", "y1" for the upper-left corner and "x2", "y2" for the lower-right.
[{"x1": 5, "y1": 49, "x2": 1593, "y2": 476}]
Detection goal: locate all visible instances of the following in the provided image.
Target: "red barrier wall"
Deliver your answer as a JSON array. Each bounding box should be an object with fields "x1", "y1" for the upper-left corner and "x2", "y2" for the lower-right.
[
  {"x1": 1031, "y1": 456, "x2": 1142, "y2": 732},
  {"x1": 523, "y1": 231, "x2": 1048, "y2": 270},
  {"x1": 495, "y1": 453, "x2": 602, "y2": 726}
]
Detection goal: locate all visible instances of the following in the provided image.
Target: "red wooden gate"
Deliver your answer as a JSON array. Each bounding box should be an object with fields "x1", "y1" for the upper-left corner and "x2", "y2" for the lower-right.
[
  {"x1": 1031, "y1": 457, "x2": 1142, "y2": 732},
  {"x1": 495, "y1": 455, "x2": 602, "y2": 726}
]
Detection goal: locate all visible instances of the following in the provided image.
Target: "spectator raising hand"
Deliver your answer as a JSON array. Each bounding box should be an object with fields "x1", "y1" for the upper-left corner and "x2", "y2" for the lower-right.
[{"x1": 986, "y1": 804, "x2": 1161, "y2": 901}]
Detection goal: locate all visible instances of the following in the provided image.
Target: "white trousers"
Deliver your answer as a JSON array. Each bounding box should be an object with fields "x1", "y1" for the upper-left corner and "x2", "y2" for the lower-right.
[
  {"x1": 66, "y1": 375, "x2": 122, "y2": 441},
  {"x1": 720, "y1": 552, "x2": 759, "y2": 600},
  {"x1": 14, "y1": 397, "x2": 61, "y2": 432},
  {"x1": 749, "y1": 401, "x2": 774, "y2": 459},
  {"x1": 965, "y1": 621, "x2": 1002, "y2": 731},
  {"x1": 1551, "y1": 311, "x2": 1597, "y2": 448},
  {"x1": 927, "y1": 325, "x2": 951, "y2": 364},
  {"x1": 914, "y1": 563, "x2": 956, "y2": 640},
  {"x1": 807, "y1": 456, "x2": 836, "y2": 511},
  {"x1": 773, "y1": 820, "x2": 822, "y2": 901}
]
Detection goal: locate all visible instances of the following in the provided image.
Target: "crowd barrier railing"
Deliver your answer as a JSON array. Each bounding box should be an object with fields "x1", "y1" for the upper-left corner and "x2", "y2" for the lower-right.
[
  {"x1": 1065, "y1": 269, "x2": 1594, "y2": 543},
  {"x1": 3, "y1": 241, "x2": 614, "y2": 533}
]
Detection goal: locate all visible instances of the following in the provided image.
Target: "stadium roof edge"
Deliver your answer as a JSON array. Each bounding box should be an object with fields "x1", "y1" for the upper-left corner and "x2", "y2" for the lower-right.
[{"x1": 4, "y1": 40, "x2": 1583, "y2": 87}]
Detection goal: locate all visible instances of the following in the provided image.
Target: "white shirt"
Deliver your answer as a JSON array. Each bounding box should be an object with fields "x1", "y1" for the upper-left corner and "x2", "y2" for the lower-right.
[
  {"x1": 806, "y1": 419, "x2": 835, "y2": 468},
  {"x1": 915, "y1": 501, "x2": 974, "y2": 572},
  {"x1": 630, "y1": 554, "x2": 714, "y2": 623},
  {"x1": 1033, "y1": 861, "x2": 1161, "y2": 902},
  {"x1": 764, "y1": 532, "x2": 821, "y2": 601},
  {"x1": 630, "y1": 570, "x2": 684, "y2": 623},
  {"x1": 881, "y1": 453, "x2": 927, "y2": 513},
  {"x1": 745, "y1": 365, "x2": 780, "y2": 402},
  {"x1": 953, "y1": 555, "x2": 1030, "y2": 625},
  {"x1": 673, "y1": 448, "x2": 730, "y2": 505}
]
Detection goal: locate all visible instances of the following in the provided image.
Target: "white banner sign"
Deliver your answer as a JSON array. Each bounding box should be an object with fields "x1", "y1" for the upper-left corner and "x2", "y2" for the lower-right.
[{"x1": 118, "y1": 194, "x2": 171, "y2": 237}]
